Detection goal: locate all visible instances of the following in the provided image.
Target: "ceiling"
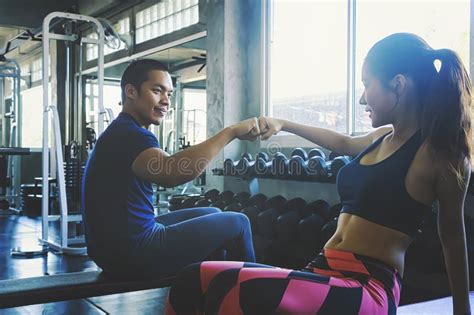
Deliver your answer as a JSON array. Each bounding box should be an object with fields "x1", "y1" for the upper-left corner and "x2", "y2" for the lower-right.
[
  {"x1": 0, "y1": 0, "x2": 207, "y2": 86},
  {"x1": 0, "y1": 0, "x2": 135, "y2": 57}
]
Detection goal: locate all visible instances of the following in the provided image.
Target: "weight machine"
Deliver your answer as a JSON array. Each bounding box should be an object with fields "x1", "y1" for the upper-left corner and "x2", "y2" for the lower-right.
[
  {"x1": 40, "y1": 12, "x2": 124, "y2": 255},
  {"x1": 0, "y1": 58, "x2": 23, "y2": 213}
]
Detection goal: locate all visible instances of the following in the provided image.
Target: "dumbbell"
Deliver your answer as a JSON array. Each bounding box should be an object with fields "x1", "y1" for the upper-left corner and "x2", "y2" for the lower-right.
[
  {"x1": 242, "y1": 193, "x2": 268, "y2": 209},
  {"x1": 288, "y1": 148, "x2": 309, "y2": 178},
  {"x1": 288, "y1": 148, "x2": 327, "y2": 179},
  {"x1": 291, "y1": 148, "x2": 308, "y2": 160},
  {"x1": 308, "y1": 148, "x2": 326, "y2": 160},
  {"x1": 210, "y1": 190, "x2": 236, "y2": 210},
  {"x1": 321, "y1": 217, "x2": 339, "y2": 245},
  {"x1": 297, "y1": 213, "x2": 326, "y2": 245},
  {"x1": 168, "y1": 195, "x2": 188, "y2": 211},
  {"x1": 307, "y1": 156, "x2": 331, "y2": 179},
  {"x1": 180, "y1": 195, "x2": 203, "y2": 209},
  {"x1": 241, "y1": 153, "x2": 252, "y2": 161},
  {"x1": 300, "y1": 199, "x2": 331, "y2": 221},
  {"x1": 223, "y1": 192, "x2": 250, "y2": 212},
  {"x1": 169, "y1": 195, "x2": 203, "y2": 211},
  {"x1": 253, "y1": 154, "x2": 272, "y2": 177},
  {"x1": 187, "y1": 189, "x2": 221, "y2": 208},
  {"x1": 329, "y1": 203, "x2": 342, "y2": 220},
  {"x1": 224, "y1": 202, "x2": 244, "y2": 212},
  {"x1": 194, "y1": 197, "x2": 213, "y2": 207},
  {"x1": 240, "y1": 193, "x2": 268, "y2": 233},
  {"x1": 224, "y1": 153, "x2": 252, "y2": 176},
  {"x1": 234, "y1": 191, "x2": 250, "y2": 204},
  {"x1": 307, "y1": 155, "x2": 351, "y2": 180},
  {"x1": 329, "y1": 156, "x2": 351, "y2": 178},
  {"x1": 223, "y1": 158, "x2": 238, "y2": 176},
  {"x1": 257, "y1": 195, "x2": 288, "y2": 238},
  {"x1": 204, "y1": 189, "x2": 220, "y2": 202},
  {"x1": 276, "y1": 199, "x2": 330, "y2": 242},
  {"x1": 275, "y1": 198, "x2": 308, "y2": 241},
  {"x1": 234, "y1": 153, "x2": 253, "y2": 176},
  {"x1": 329, "y1": 151, "x2": 343, "y2": 161},
  {"x1": 236, "y1": 152, "x2": 271, "y2": 178},
  {"x1": 257, "y1": 196, "x2": 298, "y2": 238},
  {"x1": 271, "y1": 152, "x2": 289, "y2": 178},
  {"x1": 288, "y1": 155, "x2": 309, "y2": 178}
]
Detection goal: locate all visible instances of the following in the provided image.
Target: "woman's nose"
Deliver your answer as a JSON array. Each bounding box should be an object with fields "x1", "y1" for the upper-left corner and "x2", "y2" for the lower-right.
[{"x1": 359, "y1": 91, "x2": 367, "y2": 105}]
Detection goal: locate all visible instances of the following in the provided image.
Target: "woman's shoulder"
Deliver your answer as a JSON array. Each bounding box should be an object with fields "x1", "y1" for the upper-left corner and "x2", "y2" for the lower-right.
[
  {"x1": 368, "y1": 126, "x2": 393, "y2": 143},
  {"x1": 421, "y1": 140, "x2": 471, "y2": 185}
]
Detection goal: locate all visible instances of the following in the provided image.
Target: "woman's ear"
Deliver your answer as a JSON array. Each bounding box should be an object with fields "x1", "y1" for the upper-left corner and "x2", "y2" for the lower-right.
[{"x1": 390, "y1": 74, "x2": 407, "y2": 97}]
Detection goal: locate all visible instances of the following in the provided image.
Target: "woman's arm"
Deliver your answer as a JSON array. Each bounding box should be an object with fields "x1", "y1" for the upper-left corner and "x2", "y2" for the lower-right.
[
  {"x1": 258, "y1": 117, "x2": 391, "y2": 156},
  {"x1": 436, "y1": 157, "x2": 471, "y2": 315}
]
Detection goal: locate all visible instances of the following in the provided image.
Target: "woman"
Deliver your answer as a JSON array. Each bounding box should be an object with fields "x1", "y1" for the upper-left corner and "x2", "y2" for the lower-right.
[{"x1": 165, "y1": 33, "x2": 471, "y2": 315}]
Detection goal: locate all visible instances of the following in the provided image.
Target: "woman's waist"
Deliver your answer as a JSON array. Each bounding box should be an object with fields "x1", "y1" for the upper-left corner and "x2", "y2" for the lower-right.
[
  {"x1": 304, "y1": 247, "x2": 402, "y2": 305},
  {"x1": 325, "y1": 213, "x2": 412, "y2": 275}
]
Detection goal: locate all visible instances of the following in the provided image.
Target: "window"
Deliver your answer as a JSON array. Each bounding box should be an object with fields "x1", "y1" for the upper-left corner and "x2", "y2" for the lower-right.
[
  {"x1": 267, "y1": 0, "x2": 470, "y2": 137},
  {"x1": 182, "y1": 88, "x2": 206, "y2": 145},
  {"x1": 84, "y1": 81, "x2": 122, "y2": 130},
  {"x1": 31, "y1": 58, "x2": 42, "y2": 82},
  {"x1": 86, "y1": 17, "x2": 130, "y2": 61},
  {"x1": 268, "y1": 0, "x2": 348, "y2": 134},
  {"x1": 354, "y1": 0, "x2": 470, "y2": 133},
  {"x1": 20, "y1": 85, "x2": 51, "y2": 148},
  {"x1": 135, "y1": 0, "x2": 199, "y2": 44}
]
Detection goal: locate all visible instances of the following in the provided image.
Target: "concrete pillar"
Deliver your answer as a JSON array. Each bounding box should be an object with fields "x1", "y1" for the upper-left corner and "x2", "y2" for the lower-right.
[{"x1": 205, "y1": 0, "x2": 263, "y2": 192}]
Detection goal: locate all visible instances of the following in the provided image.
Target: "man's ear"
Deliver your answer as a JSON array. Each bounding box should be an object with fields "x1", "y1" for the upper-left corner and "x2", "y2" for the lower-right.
[
  {"x1": 389, "y1": 74, "x2": 407, "y2": 97},
  {"x1": 125, "y1": 83, "x2": 138, "y2": 100}
]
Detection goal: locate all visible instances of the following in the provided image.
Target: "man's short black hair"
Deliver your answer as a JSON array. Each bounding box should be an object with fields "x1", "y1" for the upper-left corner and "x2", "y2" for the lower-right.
[{"x1": 120, "y1": 59, "x2": 169, "y2": 104}]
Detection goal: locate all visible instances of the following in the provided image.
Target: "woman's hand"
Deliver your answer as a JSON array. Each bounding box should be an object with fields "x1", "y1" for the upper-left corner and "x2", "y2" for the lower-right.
[{"x1": 258, "y1": 117, "x2": 283, "y2": 140}]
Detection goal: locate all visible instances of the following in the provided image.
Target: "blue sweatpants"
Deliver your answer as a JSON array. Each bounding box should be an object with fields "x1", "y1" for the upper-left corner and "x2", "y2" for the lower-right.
[{"x1": 144, "y1": 207, "x2": 255, "y2": 277}]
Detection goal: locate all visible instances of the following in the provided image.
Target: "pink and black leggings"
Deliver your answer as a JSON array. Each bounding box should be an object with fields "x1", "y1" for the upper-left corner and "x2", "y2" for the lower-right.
[{"x1": 165, "y1": 248, "x2": 401, "y2": 315}]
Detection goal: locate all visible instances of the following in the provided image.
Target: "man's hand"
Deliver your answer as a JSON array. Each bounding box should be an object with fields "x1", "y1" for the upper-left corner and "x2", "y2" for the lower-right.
[
  {"x1": 258, "y1": 117, "x2": 283, "y2": 140},
  {"x1": 230, "y1": 117, "x2": 261, "y2": 141}
]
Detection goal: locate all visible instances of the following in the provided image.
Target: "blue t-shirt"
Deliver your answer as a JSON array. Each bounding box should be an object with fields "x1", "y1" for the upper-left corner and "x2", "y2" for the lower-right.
[{"x1": 81, "y1": 112, "x2": 161, "y2": 266}]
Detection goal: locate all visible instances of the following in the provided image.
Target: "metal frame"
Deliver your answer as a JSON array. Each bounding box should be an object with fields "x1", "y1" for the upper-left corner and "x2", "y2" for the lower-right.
[
  {"x1": 41, "y1": 12, "x2": 107, "y2": 255},
  {"x1": 0, "y1": 59, "x2": 22, "y2": 213}
]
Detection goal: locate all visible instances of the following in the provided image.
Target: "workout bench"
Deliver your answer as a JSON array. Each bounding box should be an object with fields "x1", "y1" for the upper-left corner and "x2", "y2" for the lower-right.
[{"x1": 0, "y1": 270, "x2": 174, "y2": 308}]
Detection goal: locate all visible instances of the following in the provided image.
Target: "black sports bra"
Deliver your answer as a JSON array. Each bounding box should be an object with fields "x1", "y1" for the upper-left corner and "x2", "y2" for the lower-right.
[{"x1": 337, "y1": 130, "x2": 432, "y2": 237}]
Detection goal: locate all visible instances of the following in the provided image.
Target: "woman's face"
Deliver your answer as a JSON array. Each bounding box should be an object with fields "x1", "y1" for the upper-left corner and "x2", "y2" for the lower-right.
[{"x1": 359, "y1": 62, "x2": 399, "y2": 128}]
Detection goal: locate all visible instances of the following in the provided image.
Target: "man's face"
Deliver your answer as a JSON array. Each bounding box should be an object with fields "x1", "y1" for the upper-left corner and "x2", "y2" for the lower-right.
[{"x1": 129, "y1": 70, "x2": 174, "y2": 128}]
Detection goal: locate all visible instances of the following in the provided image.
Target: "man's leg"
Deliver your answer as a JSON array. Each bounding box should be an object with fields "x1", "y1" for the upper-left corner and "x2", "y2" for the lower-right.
[
  {"x1": 155, "y1": 207, "x2": 221, "y2": 226},
  {"x1": 150, "y1": 211, "x2": 255, "y2": 276}
]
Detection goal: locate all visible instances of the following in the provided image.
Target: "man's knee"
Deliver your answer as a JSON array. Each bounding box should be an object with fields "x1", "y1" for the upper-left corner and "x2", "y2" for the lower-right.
[
  {"x1": 208, "y1": 207, "x2": 222, "y2": 213},
  {"x1": 226, "y1": 212, "x2": 251, "y2": 230}
]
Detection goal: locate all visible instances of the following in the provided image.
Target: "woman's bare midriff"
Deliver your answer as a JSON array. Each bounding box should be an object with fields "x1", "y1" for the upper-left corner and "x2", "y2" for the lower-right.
[{"x1": 324, "y1": 213, "x2": 413, "y2": 277}]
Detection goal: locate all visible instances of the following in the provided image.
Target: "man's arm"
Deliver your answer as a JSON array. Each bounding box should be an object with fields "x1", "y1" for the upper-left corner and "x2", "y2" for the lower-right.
[{"x1": 132, "y1": 118, "x2": 260, "y2": 187}]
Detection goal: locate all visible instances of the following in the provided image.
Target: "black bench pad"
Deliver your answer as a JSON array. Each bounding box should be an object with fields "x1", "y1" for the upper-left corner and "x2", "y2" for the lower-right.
[{"x1": 0, "y1": 271, "x2": 174, "y2": 308}]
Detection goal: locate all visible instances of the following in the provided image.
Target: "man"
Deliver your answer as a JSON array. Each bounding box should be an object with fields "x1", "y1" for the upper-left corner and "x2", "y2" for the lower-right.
[{"x1": 82, "y1": 59, "x2": 258, "y2": 279}]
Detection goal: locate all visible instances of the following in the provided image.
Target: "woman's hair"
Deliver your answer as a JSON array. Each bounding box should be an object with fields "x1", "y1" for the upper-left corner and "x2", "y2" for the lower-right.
[{"x1": 365, "y1": 33, "x2": 472, "y2": 186}]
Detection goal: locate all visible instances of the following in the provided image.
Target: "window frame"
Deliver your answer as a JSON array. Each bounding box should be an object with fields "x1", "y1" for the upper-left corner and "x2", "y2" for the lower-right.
[{"x1": 263, "y1": 0, "x2": 473, "y2": 147}]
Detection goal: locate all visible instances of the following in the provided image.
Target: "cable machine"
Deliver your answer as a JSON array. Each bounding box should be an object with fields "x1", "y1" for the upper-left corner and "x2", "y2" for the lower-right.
[
  {"x1": 40, "y1": 12, "x2": 107, "y2": 255},
  {"x1": 0, "y1": 58, "x2": 23, "y2": 213}
]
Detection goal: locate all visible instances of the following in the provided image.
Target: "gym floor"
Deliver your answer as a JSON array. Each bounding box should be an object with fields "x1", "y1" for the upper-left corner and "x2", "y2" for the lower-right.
[{"x1": 0, "y1": 213, "x2": 169, "y2": 314}]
